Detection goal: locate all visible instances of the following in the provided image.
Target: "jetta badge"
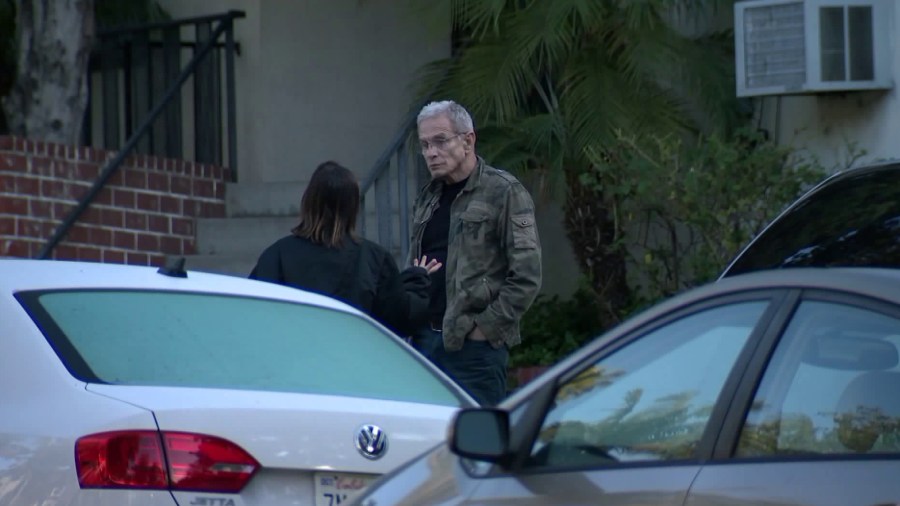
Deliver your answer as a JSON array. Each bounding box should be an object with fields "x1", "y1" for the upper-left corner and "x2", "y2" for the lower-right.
[{"x1": 355, "y1": 424, "x2": 388, "y2": 460}]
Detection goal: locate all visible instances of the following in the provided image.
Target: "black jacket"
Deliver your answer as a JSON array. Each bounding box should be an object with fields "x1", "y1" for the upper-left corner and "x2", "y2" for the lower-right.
[{"x1": 249, "y1": 235, "x2": 430, "y2": 336}]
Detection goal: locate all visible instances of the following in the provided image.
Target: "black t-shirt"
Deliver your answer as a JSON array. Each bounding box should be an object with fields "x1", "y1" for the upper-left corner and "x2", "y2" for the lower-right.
[{"x1": 420, "y1": 178, "x2": 467, "y2": 327}]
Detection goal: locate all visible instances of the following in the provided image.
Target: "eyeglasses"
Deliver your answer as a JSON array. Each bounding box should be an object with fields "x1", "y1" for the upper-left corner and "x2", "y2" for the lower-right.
[{"x1": 419, "y1": 133, "x2": 464, "y2": 153}]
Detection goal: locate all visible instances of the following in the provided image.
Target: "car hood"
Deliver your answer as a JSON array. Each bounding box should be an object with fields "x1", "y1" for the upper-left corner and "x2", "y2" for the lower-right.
[{"x1": 86, "y1": 384, "x2": 458, "y2": 474}]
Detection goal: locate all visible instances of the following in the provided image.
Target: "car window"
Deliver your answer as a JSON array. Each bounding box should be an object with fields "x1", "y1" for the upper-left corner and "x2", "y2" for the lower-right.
[
  {"x1": 724, "y1": 166, "x2": 900, "y2": 277},
  {"x1": 18, "y1": 289, "x2": 467, "y2": 407},
  {"x1": 737, "y1": 301, "x2": 900, "y2": 456},
  {"x1": 526, "y1": 301, "x2": 768, "y2": 469}
]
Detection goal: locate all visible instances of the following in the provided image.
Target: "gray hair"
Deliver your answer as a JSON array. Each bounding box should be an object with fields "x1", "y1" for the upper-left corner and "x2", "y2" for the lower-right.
[{"x1": 417, "y1": 100, "x2": 474, "y2": 133}]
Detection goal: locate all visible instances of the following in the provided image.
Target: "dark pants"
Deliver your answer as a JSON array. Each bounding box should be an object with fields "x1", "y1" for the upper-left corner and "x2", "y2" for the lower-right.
[{"x1": 413, "y1": 328, "x2": 509, "y2": 406}]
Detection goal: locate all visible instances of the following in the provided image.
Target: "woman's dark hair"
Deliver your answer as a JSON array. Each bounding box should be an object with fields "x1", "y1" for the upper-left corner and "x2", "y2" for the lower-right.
[{"x1": 292, "y1": 161, "x2": 359, "y2": 247}]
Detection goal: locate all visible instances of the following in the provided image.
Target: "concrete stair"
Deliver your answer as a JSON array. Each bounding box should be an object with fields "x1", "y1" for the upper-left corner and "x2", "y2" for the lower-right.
[
  {"x1": 181, "y1": 253, "x2": 258, "y2": 277},
  {"x1": 178, "y1": 182, "x2": 304, "y2": 276},
  {"x1": 196, "y1": 215, "x2": 297, "y2": 256},
  {"x1": 177, "y1": 180, "x2": 407, "y2": 277},
  {"x1": 224, "y1": 181, "x2": 305, "y2": 217}
]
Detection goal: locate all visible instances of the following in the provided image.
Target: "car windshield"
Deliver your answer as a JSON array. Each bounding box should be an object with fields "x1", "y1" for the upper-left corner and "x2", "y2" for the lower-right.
[
  {"x1": 17, "y1": 289, "x2": 466, "y2": 407},
  {"x1": 724, "y1": 165, "x2": 900, "y2": 277}
]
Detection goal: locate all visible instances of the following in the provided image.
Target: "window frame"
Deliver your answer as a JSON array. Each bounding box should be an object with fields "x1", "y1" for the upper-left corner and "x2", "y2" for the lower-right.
[
  {"x1": 488, "y1": 289, "x2": 791, "y2": 477},
  {"x1": 714, "y1": 288, "x2": 900, "y2": 462}
]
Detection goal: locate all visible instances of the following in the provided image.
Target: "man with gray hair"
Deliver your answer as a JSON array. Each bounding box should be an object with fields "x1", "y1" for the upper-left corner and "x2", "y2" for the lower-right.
[{"x1": 407, "y1": 100, "x2": 542, "y2": 405}]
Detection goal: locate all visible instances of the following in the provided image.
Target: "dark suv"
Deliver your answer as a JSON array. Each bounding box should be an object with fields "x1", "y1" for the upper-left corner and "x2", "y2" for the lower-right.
[{"x1": 722, "y1": 160, "x2": 900, "y2": 277}]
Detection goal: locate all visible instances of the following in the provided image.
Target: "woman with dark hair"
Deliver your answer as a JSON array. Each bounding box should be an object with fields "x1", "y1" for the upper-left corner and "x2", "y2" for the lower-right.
[{"x1": 249, "y1": 161, "x2": 440, "y2": 335}]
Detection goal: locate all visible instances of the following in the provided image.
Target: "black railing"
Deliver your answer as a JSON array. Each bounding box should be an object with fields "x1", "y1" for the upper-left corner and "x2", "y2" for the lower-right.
[
  {"x1": 357, "y1": 54, "x2": 461, "y2": 263},
  {"x1": 358, "y1": 110, "x2": 429, "y2": 264},
  {"x1": 83, "y1": 11, "x2": 243, "y2": 173},
  {"x1": 37, "y1": 11, "x2": 244, "y2": 260}
]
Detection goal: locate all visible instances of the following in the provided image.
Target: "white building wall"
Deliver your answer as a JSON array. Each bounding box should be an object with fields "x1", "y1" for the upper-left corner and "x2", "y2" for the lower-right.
[
  {"x1": 758, "y1": 89, "x2": 898, "y2": 170},
  {"x1": 156, "y1": 0, "x2": 451, "y2": 183},
  {"x1": 754, "y1": 3, "x2": 900, "y2": 171}
]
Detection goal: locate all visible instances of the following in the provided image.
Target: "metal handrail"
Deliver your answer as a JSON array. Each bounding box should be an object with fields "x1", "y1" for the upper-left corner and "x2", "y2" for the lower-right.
[
  {"x1": 97, "y1": 10, "x2": 245, "y2": 37},
  {"x1": 358, "y1": 53, "x2": 461, "y2": 262},
  {"x1": 36, "y1": 11, "x2": 245, "y2": 259},
  {"x1": 358, "y1": 108, "x2": 423, "y2": 264},
  {"x1": 359, "y1": 110, "x2": 419, "y2": 193}
]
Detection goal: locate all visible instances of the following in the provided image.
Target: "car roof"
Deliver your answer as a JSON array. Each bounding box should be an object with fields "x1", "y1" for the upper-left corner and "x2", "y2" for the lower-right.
[
  {"x1": 621, "y1": 267, "x2": 900, "y2": 350},
  {"x1": 0, "y1": 258, "x2": 363, "y2": 315},
  {"x1": 672, "y1": 266, "x2": 900, "y2": 315},
  {"x1": 505, "y1": 266, "x2": 900, "y2": 404},
  {"x1": 798, "y1": 159, "x2": 900, "y2": 191},
  {"x1": 720, "y1": 160, "x2": 900, "y2": 279}
]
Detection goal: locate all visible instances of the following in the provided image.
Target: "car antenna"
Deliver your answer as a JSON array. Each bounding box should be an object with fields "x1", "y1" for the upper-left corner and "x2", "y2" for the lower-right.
[{"x1": 158, "y1": 256, "x2": 188, "y2": 278}]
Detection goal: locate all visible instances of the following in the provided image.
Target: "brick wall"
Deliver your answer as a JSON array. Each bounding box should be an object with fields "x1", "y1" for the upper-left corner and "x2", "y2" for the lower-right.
[{"x1": 0, "y1": 136, "x2": 227, "y2": 266}]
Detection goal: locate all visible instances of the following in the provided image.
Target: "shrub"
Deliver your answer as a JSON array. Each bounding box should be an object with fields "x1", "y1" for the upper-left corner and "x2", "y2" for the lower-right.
[
  {"x1": 513, "y1": 128, "x2": 859, "y2": 368},
  {"x1": 587, "y1": 128, "x2": 834, "y2": 304},
  {"x1": 511, "y1": 284, "x2": 605, "y2": 368}
]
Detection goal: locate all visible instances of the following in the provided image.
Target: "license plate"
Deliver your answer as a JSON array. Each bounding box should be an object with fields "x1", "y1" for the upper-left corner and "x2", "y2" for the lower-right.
[{"x1": 314, "y1": 472, "x2": 379, "y2": 506}]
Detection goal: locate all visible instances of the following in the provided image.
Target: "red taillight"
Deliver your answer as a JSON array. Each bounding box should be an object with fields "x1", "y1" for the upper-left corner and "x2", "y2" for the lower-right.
[
  {"x1": 76, "y1": 431, "x2": 167, "y2": 488},
  {"x1": 165, "y1": 432, "x2": 259, "y2": 493},
  {"x1": 76, "y1": 431, "x2": 259, "y2": 493}
]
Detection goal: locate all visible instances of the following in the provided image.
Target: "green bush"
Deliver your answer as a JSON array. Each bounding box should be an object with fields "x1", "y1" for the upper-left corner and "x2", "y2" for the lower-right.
[
  {"x1": 587, "y1": 128, "x2": 836, "y2": 304},
  {"x1": 511, "y1": 284, "x2": 605, "y2": 368},
  {"x1": 512, "y1": 128, "x2": 862, "y2": 368}
]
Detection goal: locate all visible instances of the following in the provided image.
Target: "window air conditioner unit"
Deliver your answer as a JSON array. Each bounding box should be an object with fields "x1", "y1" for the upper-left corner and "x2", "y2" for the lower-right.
[{"x1": 735, "y1": 0, "x2": 893, "y2": 97}]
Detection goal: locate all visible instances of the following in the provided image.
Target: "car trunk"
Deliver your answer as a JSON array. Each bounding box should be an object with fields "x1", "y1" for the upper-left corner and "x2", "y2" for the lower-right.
[{"x1": 87, "y1": 384, "x2": 457, "y2": 505}]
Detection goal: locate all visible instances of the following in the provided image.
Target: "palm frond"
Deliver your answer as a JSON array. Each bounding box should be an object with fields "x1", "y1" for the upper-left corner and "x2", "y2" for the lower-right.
[
  {"x1": 451, "y1": 0, "x2": 508, "y2": 38},
  {"x1": 412, "y1": 0, "x2": 742, "y2": 180},
  {"x1": 434, "y1": 38, "x2": 536, "y2": 123}
]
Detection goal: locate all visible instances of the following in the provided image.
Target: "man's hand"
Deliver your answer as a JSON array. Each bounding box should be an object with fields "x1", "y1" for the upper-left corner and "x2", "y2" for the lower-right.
[{"x1": 467, "y1": 325, "x2": 487, "y2": 341}]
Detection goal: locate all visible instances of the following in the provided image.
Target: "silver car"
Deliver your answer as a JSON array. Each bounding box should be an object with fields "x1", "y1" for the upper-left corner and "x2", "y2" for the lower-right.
[
  {"x1": 351, "y1": 267, "x2": 900, "y2": 505},
  {"x1": 353, "y1": 161, "x2": 900, "y2": 505}
]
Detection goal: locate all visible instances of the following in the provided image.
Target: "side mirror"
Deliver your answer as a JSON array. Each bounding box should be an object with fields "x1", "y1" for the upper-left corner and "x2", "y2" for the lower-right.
[{"x1": 449, "y1": 408, "x2": 510, "y2": 462}]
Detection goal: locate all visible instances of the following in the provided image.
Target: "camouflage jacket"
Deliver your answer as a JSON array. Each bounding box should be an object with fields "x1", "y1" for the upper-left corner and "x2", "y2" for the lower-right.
[{"x1": 407, "y1": 157, "x2": 542, "y2": 351}]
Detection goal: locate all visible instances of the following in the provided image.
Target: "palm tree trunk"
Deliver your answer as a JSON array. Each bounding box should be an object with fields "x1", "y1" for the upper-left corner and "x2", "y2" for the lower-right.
[{"x1": 563, "y1": 166, "x2": 631, "y2": 328}]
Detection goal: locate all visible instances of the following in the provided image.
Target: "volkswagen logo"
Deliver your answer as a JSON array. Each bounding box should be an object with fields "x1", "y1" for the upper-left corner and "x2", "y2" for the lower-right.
[{"x1": 355, "y1": 424, "x2": 388, "y2": 460}]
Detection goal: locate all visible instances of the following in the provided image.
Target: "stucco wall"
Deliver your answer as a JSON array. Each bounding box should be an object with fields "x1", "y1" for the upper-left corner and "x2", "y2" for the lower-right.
[
  {"x1": 754, "y1": 4, "x2": 900, "y2": 170},
  {"x1": 155, "y1": 0, "x2": 451, "y2": 183},
  {"x1": 758, "y1": 90, "x2": 898, "y2": 171}
]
